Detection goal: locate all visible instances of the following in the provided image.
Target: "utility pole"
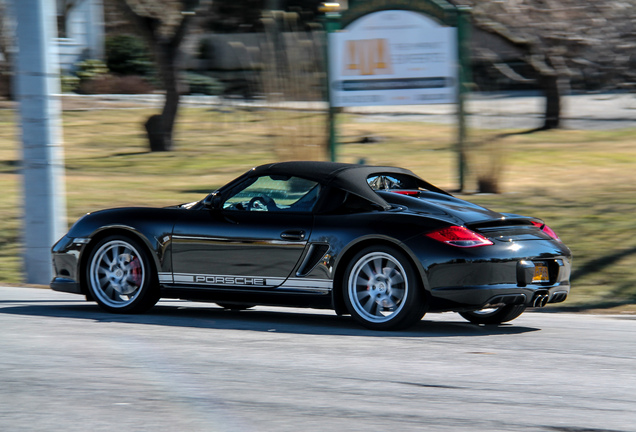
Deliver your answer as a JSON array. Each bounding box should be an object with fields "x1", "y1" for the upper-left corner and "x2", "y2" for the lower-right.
[
  {"x1": 456, "y1": 6, "x2": 471, "y2": 193},
  {"x1": 12, "y1": 0, "x2": 67, "y2": 284}
]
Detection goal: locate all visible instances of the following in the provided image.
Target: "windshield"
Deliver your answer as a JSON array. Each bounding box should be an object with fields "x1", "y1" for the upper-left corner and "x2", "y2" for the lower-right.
[{"x1": 223, "y1": 175, "x2": 321, "y2": 212}]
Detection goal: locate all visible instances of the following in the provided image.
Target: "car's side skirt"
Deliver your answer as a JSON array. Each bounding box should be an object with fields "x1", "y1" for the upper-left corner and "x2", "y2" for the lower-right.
[
  {"x1": 159, "y1": 286, "x2": 334, "y2": 309},
  {"x1": 158, "y1": 272, "x2": 332, "y2": 294}
]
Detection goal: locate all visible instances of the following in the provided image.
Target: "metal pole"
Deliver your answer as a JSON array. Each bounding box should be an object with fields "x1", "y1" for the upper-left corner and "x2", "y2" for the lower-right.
[
  {"x1": 12, "y1": 0, "x2": 67, "y2": 284},
  {"x1": 324, "y1": 11, "x2": 341, "y2": 162},
  {"x1": 456, "y1": 6, "x2": 471, "y2": 193}
]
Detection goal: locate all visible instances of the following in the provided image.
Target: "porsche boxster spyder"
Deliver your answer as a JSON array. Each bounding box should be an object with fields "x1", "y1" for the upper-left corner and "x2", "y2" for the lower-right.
[{"x1": 51, "y1": 161, "x2": 572, "y2": 330}]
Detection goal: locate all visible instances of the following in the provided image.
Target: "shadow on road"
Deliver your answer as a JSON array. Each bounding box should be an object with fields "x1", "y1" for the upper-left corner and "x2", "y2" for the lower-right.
[{"x1": 0, "y1": 299, "x2": 541, "y2": 337}]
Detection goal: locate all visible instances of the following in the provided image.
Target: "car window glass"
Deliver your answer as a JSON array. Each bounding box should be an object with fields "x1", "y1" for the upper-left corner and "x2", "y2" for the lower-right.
[
  {"x1": 367, "y1": 174, "x2": 420, "y2": 191},
  {"x1": 223, "y1": 175, "x2": 320, "y2": 212},
  {"x1": 368, "y1": 175, "x2": 403, "y2": 190}
]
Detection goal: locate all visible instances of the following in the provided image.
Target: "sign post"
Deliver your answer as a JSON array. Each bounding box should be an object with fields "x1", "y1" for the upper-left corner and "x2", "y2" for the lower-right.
[
  {"x1": 324, "y1": 9, "x2": 342, "y2": 162},
  {"x1": 323, "y1": 0, "x2": 470, "y2": 191},
  {"x1": 329, "y1": 10, "x2": 458, "y2": 107},
  {"x1": 456, "y1": 6, "x2": 471, "y2": 192}
]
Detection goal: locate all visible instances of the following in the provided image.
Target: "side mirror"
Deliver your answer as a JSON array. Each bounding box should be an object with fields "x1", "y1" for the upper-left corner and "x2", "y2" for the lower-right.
[{"x1": 202, "y1": 192, "x2": 222, "y2": 210}]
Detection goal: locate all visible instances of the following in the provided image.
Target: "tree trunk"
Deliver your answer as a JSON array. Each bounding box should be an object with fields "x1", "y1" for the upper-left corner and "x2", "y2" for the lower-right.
[
  {"x1": 145, "y1": 43, "x2": 180, "y2": 152},
  {"x1": 541, "y1": 73, "x2": 561, "y2": 130},
  {"x1": 115, "y1": 1, "x2": 197, "y2": 152}
]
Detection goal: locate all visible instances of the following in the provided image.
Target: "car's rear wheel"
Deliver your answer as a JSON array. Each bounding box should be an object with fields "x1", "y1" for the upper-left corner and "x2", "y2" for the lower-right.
[
  {"x1": 86, "y1": 235, "x2": 159, "y2": 313},
  {"x1": 459, "y1": 305, "x2": 526, "y2": 325},
  {"x1": 343, "y1": 246, "x2": 426, "y2": 330}
]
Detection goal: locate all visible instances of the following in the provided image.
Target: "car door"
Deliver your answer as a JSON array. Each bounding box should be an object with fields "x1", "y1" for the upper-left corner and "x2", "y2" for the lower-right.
[{"x1": 170, "y1": 174, "x2": 319, "y2": 289}]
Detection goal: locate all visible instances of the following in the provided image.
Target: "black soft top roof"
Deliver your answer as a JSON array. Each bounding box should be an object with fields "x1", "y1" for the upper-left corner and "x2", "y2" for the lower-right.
[{"x1": 250, "y1": 161, "x2": 449, "y2": 210}]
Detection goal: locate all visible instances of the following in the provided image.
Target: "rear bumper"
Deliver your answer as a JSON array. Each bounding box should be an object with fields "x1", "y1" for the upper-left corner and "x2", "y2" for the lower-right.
[
  {"x1": 429, "y1": 282, "x2": 570, "y2": 312},
  {"x1": 423, "y1": 253, "x2": 572, "y2": 312}
]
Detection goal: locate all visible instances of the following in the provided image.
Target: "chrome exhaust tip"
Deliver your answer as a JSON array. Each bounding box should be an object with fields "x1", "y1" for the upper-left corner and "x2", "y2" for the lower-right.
[{"x1": 533, "y1": 294, "x2": 549, "y2": 308}]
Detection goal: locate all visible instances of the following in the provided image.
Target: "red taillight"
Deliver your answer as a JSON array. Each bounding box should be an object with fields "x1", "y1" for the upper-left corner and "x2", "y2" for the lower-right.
[
  {"x1": 425, "y1": 226, "x2": 493, "y2": 248},
  {"x1": 531, "y1": 221, "x2": 561, "y2": 241},
  {"x1": 390, "y1": 190, "x2": 419, "y2": 196}
]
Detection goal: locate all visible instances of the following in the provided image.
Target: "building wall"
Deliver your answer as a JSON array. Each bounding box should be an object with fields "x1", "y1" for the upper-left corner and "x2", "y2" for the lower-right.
[{"x1": 56, "y1": 0, "x2": 104, "y2": 72}]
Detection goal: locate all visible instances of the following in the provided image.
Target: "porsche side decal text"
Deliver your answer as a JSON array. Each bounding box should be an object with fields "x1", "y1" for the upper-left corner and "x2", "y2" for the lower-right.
[
  {"x1": 168, "y1": 272, "x2": 280, "y2": 286},
  {"x1": 193, "y1": 275, "x2": 266, "y2": 286}
]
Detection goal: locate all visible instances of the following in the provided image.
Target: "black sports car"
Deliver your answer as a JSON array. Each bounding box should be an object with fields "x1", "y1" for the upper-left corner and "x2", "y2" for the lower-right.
[{"x1": 51, "y1": 161, "x2": 572, "y2": 330}]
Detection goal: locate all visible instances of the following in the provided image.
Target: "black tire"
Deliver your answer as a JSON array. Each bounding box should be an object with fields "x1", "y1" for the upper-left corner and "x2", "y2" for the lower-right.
[
  {"x1": 343, "y1": 246, "x2": 426, "y2": 330},
  {"x1": 216, "y1": 303, "x2": 256, "y2": 311},
  {"x1": 459, "y1": 305, "x2": 526, "y2": 325},
  {"x1": 85, "y1": 235, "x2": 159, "y2": 313}
]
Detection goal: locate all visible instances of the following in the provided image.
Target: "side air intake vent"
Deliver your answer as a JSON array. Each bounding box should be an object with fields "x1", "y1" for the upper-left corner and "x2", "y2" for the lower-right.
[{"x1": 296, "y1": 244, "x2": 330, "y2": 277}]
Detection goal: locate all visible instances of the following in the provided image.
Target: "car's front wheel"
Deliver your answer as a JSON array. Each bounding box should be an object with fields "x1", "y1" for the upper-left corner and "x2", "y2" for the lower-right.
[
  {"x1": 459, "y1": 305, "x2": 526, "y2": 325},
  {"x1": 86, "y1": 235, "x2": 159, "y2": 313},
  {"x1": 343, "y1": 246, "x2": 426, "y2": 330}
]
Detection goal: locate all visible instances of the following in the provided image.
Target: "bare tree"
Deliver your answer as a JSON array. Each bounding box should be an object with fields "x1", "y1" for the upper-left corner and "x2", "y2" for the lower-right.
[
  {"x1": 458, "y1": 0, "x2": 636, "y2": 130},
  {"x1": 258, "y1": 10, "x2": 328, "y2": 161},
  {"x1": 116, "y1": 0, "x2": 210, "y2": 151},
  {"x1": 0, "y1": 0, "x2": 15, "y2": 98}
]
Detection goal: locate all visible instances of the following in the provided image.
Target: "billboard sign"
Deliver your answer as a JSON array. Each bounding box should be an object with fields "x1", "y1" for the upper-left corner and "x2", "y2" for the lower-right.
[{"x1": 329, "y1": 10, "x2": 457, "y2": 107}]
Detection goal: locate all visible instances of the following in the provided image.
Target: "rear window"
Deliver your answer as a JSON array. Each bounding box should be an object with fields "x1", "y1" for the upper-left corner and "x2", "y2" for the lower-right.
[{"x1": 367, "y1": 174, "x2": 420, "y2": 191}]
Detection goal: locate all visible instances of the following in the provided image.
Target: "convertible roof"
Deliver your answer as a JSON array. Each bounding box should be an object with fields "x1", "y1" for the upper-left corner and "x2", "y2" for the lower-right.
[{"x1": 250, "y1": 161, "x2": 449, "y2": 210}]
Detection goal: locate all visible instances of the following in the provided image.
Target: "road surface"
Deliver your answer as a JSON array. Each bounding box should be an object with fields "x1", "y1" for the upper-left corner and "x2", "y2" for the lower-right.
[
  {"x1": 52, "y1": 92, "x2": 636, "y2": 130},
  {"x1": 0, "y1": 286, "x2": 634, "y2": 432}
]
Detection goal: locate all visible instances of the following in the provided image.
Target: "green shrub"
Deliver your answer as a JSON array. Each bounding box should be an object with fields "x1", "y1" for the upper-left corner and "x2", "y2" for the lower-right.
[
  {"x1": 185, "y1": 72, "x2": 224, "y2": 95},
  {"x1": 61, "y1": 74, "x2": 80, "y2": 93},
  {"x1": 75, "y1": 59, "x2": 109, "y2": 81},
  {"x1": 105, "y1": 34, "x2": 154, "y2": 77},
  {"x1": 60, "y1": 60, "x2": 108, "y2": 93}
]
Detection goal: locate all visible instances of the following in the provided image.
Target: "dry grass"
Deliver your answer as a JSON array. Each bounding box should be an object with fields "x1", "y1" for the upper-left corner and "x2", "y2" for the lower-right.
[{"x1": 1, "y1": 105, "x2": 636, "y2": 310}]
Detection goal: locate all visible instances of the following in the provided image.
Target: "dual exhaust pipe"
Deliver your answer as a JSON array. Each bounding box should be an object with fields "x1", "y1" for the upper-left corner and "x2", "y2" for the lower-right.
[{"x1": 532, "y1": 294, "x2": 549, "y2": 308}]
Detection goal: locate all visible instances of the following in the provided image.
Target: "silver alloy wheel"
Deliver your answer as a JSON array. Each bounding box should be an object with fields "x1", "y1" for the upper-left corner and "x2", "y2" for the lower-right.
[
  {"x1": 89, "y1": 239, "x2": 146, "y2": 308},
  {"x1": 347, "y1": 251, "x2": 409, "y2": 323}
]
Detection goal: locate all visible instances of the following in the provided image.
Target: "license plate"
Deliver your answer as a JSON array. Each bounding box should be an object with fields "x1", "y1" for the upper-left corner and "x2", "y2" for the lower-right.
[{"x1": 532, "y1": 263, "x2": 549, "y2": 283}]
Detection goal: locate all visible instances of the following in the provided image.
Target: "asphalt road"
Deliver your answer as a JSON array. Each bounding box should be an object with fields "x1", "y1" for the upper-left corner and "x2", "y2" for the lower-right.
[
  {"x1": 350, "y1": 92, "x2": 636, "y2": 130},
  {"x1": 1, "y1": 286, "x2": 634, "y2": 432},
  {"x1": 58, "y1": 92, "x2": 636, "y2": 130}
]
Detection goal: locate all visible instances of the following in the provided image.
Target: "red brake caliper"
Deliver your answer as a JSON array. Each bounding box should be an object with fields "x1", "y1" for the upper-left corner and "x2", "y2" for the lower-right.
[{"x1": 130, "y1": 257, "x2": 142, "y2": 287}]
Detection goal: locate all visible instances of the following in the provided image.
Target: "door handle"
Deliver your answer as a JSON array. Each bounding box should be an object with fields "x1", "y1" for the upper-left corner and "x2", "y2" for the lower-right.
[{"x1": 280, "y1": 230, "x2": 306, "y2": 241}]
